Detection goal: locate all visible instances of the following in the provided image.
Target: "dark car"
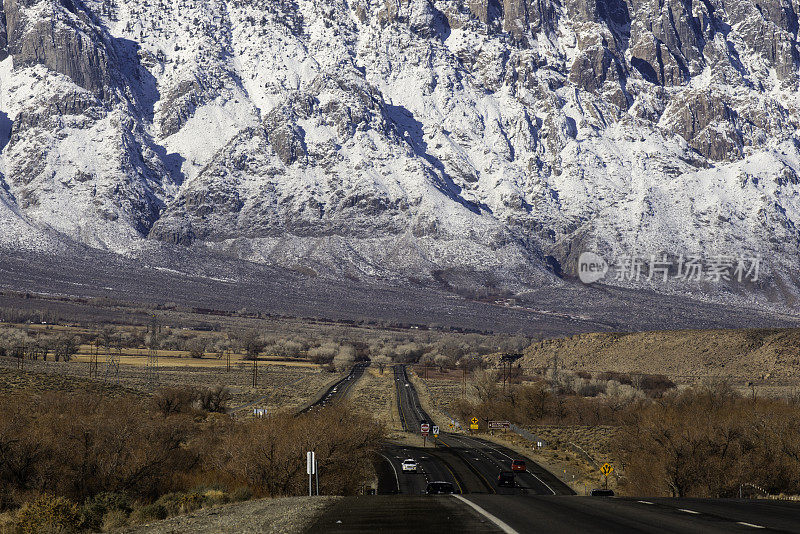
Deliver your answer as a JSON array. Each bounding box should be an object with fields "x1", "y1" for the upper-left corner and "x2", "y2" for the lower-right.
[
  {"x1": 497, "y1": 471, "x2": 515, "y2": 487},
  {"x1": 511, "y1": 459, "x2": 526, "y2": 472},
  {"x1": 425, "y1": 481, "x2": 456, "y2": 494},
  {"x1": 590, "y1": 488, "x2": 615, "y2": 496}
]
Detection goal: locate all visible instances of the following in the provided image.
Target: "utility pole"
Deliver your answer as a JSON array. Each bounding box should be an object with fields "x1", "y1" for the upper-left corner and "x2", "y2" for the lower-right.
[
  {"x1": 89, "y1": 341, "x2": 99, "y2": 379},
  {"x1": 145, "y1": 315, "x2": 159, "y2": 387},
  {"x1": 226, "y1": 349, "x2": 231, "y2": 372},
  {"x1": 15, "y1": 343, "x2": 24, "y2": 371},
  {"x1": 553, "y1": 351, "x2": 559, "y2": 385},
  {"x1": 252, "y1": 357, "x2": 258, "y2": 388},
  {"x1": 462, "y1": 367, "x2": 467, "y2": 399}
]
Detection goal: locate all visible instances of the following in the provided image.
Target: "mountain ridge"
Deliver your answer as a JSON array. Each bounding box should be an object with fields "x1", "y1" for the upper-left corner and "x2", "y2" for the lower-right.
[{"x1": 0, "y1": 0, "x2": 799, "y2": 311}]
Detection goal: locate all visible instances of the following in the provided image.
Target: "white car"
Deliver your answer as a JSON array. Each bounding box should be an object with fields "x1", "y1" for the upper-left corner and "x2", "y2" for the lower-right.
[{"x1": 401, "y1": 459, "x2": 418, "y2": 472}]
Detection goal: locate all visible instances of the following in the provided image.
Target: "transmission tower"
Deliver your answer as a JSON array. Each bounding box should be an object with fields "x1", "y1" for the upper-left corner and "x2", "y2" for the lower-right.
[
  {"x1": 89, "y1": 340, "x2": 99, "y2": 379},
  {"x1": 145, "y1": 315, "x2": 160, "y2": 387},
  {"x1": 103, "y1": 338, "x2": 120, "y2": 384}
]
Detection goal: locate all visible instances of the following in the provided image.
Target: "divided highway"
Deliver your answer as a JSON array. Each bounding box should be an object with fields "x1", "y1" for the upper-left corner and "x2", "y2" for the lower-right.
[
  {"x1": 383, "y1": 364, "x2": 573, "y2": 496},
  {"x1": 363, "y1": 365, "x2": 800, "y2": 533},
  {"x1": 299, "y1": 362, "x2": 369, "y2": 414},
  {"x1": 303, "y1": 362, "x2": 800, "y2": 533}
]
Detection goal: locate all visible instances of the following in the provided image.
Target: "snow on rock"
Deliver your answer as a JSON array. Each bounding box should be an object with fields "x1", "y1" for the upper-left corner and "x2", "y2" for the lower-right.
[{"x1": 0, "y1": 0, "x2": 799, "y2": 309}]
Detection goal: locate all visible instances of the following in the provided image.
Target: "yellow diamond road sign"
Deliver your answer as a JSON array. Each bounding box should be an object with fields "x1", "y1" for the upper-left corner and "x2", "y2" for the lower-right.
[
  {"x1": 471, "y1": 417, "x2": 479, "y2": 425},
  {"x1": 601, "y1": 463, "x2": 614, "y2": 475}
]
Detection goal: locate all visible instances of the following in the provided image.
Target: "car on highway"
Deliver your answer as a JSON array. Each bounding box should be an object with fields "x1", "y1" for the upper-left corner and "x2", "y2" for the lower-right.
[
  {"x1": 497, "y1": 471, "x2": 515, "y2": 487},
  {"x1": 425, "y1": 481, "x2": 456, "y2": 494},
  {"x1": 401, "y1": 459, "x2": 418, "y2": 472},
  {"x1": 511, "y1": 459, "x2": 527, "y2": 472},
  {"x1": 590, "y1": 488, "x2": 615, "y2": 496}
]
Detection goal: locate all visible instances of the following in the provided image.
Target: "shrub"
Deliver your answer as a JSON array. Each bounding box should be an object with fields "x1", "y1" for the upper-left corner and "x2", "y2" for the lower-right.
[
  {"x1": 152, "y1": 387, "x2": 198, "y2": 417},
  {"x1": 230, "y1": 487, "x2": 252, "y2": 502},
  {"x1": 80, "y1": 492, "x2": 131, "y2": 531},
  {"x1": 637, "y1": 374, "x2": 676, "y2": 397},
  {"x1": 155, "y1": 492, "x2": 203, "y2": 515},
  {"x1": 129, "y1": 503, "x2": 167, "y2": 524},
  {"x1": 16, "y1": 495, "x2": 81, "y2": 534},
  {"x1": 186, "y1": 337, "x2": 208, "y2": 359},
  {"x1": 597, "y1": 371, "x2": 632, "y2": 385},
  {"x1": 102, "y1": 509, "x2": 129, "y2": 531},
  {"x1": 198, "y1": 386, "x2": 231, "y2": 413}
]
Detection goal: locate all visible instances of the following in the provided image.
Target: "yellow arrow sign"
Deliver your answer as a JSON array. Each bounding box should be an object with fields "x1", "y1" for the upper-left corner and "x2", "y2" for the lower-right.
[
  {"x1": 600, "y1": 463, "x2": 614, "y2": 475},
  {"x1": 471, "y1": 417, "x2": 479, "y2": 425}
]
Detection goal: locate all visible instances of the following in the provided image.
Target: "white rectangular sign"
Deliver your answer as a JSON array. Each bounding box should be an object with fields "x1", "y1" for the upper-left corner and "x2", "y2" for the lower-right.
[{"x1": 306, "y1": 451, "x2": 316, "y2": 474}]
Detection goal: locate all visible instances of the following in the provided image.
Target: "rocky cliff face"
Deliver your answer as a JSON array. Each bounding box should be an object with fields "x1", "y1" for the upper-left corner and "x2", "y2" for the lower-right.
[{"x1": 0, "y1": 0, "x2": 799, "y2": 308}]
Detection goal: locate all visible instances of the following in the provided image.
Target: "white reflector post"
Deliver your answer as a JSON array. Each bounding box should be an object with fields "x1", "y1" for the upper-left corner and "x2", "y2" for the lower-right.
[{"x1": 307, "y1": 451, "x2": 313, "y2": 475}]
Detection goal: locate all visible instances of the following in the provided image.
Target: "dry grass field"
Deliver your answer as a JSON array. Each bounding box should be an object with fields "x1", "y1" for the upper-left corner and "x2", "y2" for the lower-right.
[
  {"x1": 0, "y1": 355, "x2": 334, "y2": 411},
  {"x1": 347, "y1": 366, "x2": 400, "y2": 431},
  {"x1": 518, "y1": 328, "x2": 800, "y2": 387}
]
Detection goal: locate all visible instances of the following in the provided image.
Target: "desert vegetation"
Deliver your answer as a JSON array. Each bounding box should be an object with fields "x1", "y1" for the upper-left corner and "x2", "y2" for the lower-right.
[
  {"x1": 615, "y1": 385, "x2": 800, "y2": 498},
  {"x1": 447, "y1": 368, "x2": 800, "y2": 497},
  {"x1": 0, "y1": 389, "x2": 384, "y2": 532}
]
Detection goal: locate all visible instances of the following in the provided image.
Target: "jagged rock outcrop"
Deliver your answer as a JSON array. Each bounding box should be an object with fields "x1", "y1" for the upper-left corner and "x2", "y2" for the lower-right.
[
  {"x1": 4, "y1": 0, "x2": 118, "y2": 98},
  {"x1": 0, "y1": 0, "x2": 799, "y2": 307}
]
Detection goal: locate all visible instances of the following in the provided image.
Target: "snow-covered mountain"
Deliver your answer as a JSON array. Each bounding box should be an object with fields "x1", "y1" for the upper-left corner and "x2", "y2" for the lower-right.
[{"x1": 1, "y1": 0, "x2": 799, "y2": 309}]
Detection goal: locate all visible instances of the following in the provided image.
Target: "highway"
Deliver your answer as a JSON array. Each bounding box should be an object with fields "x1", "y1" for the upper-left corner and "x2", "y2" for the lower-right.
[
  {"x1": 384, "y1": 364, "x2": 573, "y2": 496},
  {"x1": 359, "y1": 365, "x2": 800, "y2": 533},
  {"x1": 298, "y1": 362, "x2": 369, "y2": 414}
]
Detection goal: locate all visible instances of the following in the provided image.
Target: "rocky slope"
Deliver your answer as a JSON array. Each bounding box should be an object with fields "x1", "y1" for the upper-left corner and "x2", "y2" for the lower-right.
[{"x1": 0, "y1": 0, "x2": 799, "y2": 310}]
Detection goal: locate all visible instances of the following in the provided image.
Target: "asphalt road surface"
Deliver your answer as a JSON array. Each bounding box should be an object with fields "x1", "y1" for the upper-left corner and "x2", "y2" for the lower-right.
[
  {"x1": 385, "y1": 365, "x2": 573, "y2": 496},
  {"x1": 364, "y1": 365, "x2": 800, "y2": 533},
  {"x1": 299, "y1": 362, "x2": 369, "y2": 414},
  {"x1": 463, "y1": 495, "x2": 800, "y2": 533}
]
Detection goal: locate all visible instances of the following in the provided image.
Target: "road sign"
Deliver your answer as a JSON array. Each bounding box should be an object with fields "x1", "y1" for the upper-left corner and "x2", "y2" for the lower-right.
[
  {"x1": 421, "y1": 423, "x2": 430, "y2": 434},
  {"x1": 471, "y1": 417, "x2": 478, "y2": 425},
  {"x1": 432, "y1": 425, "x2": 439, "y2": 435},
  {"x1": 488, "y1": 420, "x2": 510, "y2": 430},
  {"x1": 600, "y1": 463, "x2": 613, "y2": 476},
  {"x1": 307, "y1": 451, "x2": 316, "y2": 475}
]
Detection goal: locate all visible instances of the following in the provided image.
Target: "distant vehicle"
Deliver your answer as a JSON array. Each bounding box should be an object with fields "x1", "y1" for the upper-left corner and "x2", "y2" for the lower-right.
[
  {"x1": 405, "y1": 383, "x2": 410, "y2": 387},
  {"x1": 425, "y1": 481, "x2": 456, "y2": 494},
  {"x1": 497, "y1": 471, "x2": 515, "y2": 487},
  {"x1": 590, "y1": 489, "x2": 615, "y2": 496},
  {"x1": 511, "y1": 459, "x2": 526, "y2": 472},
  {"x1": 401, "y1": 459, "x2": 418, "y2": 472}
]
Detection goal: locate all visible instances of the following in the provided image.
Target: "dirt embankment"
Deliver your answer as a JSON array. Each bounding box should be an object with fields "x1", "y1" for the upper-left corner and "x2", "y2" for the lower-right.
[{"x1": 520, "y1": 328, "x2": 800, "y2": 382}]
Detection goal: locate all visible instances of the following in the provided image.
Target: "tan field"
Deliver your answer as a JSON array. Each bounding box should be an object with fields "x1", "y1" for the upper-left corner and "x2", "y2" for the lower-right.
[
  {"x1": 70, "y1": 347, "x2": 317, "y2": 368},
  {"x1": 506, "y1": 327, "x2": 800, "y2": 397}
]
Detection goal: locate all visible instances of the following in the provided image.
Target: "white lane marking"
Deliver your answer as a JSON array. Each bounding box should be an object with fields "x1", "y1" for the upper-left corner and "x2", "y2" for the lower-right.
[
  {"x1": 453, "y1": 495, "x2": 520, "y2": 534},
  {"x1": 679, "y1": 509, "x2": 701, "y2": 515},
  {"x1": 737, "y1": 522, "x2": 765, "y2": 529},
  {"x1": 378, "y1": 453, "x2": 401, "y2": 493},
  {"x1": 637, "y1": 500, "x2": 654, "y2": 505},
  {"x1": 460, "y1": 436, "x2": 557, "y2": 495}
]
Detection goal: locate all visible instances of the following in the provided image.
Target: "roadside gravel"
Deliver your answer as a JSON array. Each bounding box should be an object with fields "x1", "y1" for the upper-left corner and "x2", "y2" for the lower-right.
[{"x1": 119, "y1": 496, "x2": 340, "y2": 534}]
